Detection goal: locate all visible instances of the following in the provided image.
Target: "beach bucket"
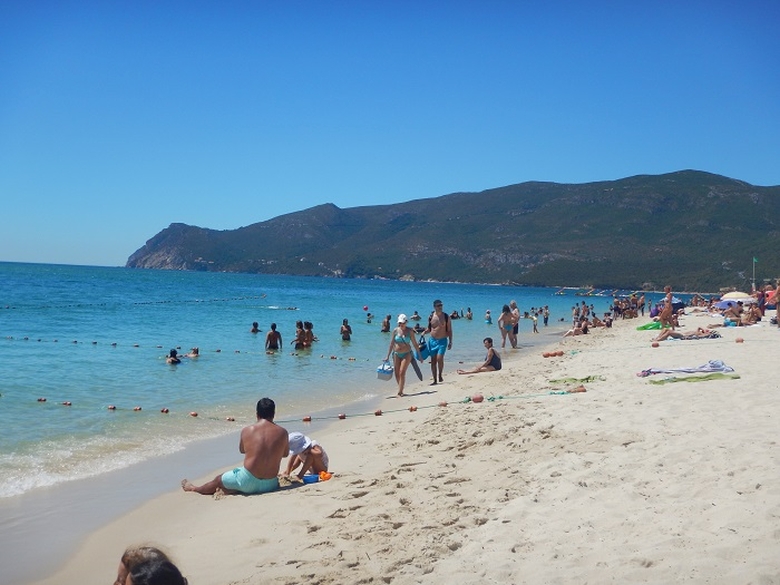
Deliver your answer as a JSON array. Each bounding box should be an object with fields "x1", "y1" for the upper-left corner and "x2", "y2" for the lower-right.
[
  {"x1": 376, "y1": 360, "x2": 394, "y2": 381},
  {"x1": 302, "y1": 474, "x2": 319, "y2": 484}
]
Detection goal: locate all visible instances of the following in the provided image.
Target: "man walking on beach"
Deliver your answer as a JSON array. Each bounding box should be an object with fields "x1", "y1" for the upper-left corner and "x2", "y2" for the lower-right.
[
  {"x1": 426, "y1": 299, "x2": 453, "y2": 385},
  {"x1": 182, "y1": 397, "x2": 288, "y2": 495}
]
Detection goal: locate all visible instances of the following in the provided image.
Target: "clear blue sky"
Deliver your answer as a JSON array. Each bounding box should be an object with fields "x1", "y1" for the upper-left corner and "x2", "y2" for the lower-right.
[{"x1": 2, "y1": 1, "x2": 778, "y2": 266}]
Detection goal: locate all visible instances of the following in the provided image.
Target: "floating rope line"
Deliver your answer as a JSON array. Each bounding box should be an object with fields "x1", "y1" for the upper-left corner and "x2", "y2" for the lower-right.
[
  {"x1": 1, "y1": 295, "x2": 276, "y2": 311},
  {"x1": 24, "y1": 385, "x2": 586, "y2": 426},
  {"x1": 0, "y1": 336, "x2": 371, "y2": 362}
]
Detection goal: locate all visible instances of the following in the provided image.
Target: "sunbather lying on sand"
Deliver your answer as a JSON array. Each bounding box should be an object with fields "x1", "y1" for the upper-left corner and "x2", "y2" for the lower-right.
[{"x1": 653, "y1": 328, "x2": 720, "y2": 342}]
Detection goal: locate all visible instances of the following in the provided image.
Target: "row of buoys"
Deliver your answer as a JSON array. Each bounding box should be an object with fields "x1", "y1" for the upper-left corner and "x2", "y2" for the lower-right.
[
  {"x1": 542, "y1": 350, "x2": 565, "y2": 358},
  {"x1": 297, "y1": 401, "x2": 450, "y2": 423},
  {"x1": 34, "y1": 398, "x2": 238, "y2": 420}
]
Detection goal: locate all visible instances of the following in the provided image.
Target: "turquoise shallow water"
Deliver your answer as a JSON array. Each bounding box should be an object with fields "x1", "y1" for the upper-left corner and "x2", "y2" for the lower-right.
[{"x1": 0, "y1": 262, "x2": 618, "y2": 499}]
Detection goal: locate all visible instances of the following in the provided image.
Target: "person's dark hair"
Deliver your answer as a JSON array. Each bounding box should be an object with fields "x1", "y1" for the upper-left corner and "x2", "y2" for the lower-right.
[
  {"x1": 256, "y1": 397, "x2": 276, "y2": 420},
  {"x1": 121, "y1": 546, "x2": 170, "y2": 570},
  {"x1": 502, "y1": 304, "x2": 510, "y2": 313},
  {"x1": 433, "y1": 299, "x2": 442, "y2": 307},
  {"x1": 169, "y1": 349, "x2": 177, "y2": 358},
  {"x1": 270, "y1": 323, "x2": 277, "y2": 330},
  {"x1": 483, "y1": 337, "x2": 493, "y2": 344},
  {"x1": 128, "y1": 558, "x2": 187, "y2": 585},
  {"x1": 116, "y1": 546, "x2": 171, "y2": 585}
]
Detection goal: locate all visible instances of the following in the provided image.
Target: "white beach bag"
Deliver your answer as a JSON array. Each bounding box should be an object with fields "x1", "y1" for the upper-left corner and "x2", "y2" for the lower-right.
[{"x1": 376, "y1": 360, "x2": 394, "y2": 381}]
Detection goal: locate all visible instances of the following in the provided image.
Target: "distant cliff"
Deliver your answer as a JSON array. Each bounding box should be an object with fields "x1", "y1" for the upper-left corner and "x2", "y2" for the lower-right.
[{"x1": 126, "y1": 170, "x2": 780, "y2": 291}]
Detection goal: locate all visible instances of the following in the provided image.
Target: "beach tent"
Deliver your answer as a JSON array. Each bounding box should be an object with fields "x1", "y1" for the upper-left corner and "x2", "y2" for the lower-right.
[{"x1": 721, "y1": 291, "x2": 752, "y2": 300}]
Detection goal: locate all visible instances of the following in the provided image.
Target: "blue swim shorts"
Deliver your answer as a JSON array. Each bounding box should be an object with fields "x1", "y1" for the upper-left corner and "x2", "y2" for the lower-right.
[
  {"x1": 428, "y1": 336, "x2": 449, "y2": 356},
  {"x1": 221, "y1": 467, "x2": 279, "y2": 495}
]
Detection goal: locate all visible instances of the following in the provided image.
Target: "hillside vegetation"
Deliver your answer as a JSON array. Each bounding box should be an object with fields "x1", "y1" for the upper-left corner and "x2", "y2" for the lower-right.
[{"x1": 126, "y1": 170, "x2": 780, "y2": 291}]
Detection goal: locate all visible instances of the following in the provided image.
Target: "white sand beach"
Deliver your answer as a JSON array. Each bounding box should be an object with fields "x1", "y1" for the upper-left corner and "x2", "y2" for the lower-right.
[{"x1": 30, "y1": 311, "x2": 780, "y2": 585}]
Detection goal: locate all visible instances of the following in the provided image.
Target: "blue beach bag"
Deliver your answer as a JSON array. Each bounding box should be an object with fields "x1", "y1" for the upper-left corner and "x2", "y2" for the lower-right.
[{"x1": 416, "y1": 335, "x2": 430, "y2": 361}]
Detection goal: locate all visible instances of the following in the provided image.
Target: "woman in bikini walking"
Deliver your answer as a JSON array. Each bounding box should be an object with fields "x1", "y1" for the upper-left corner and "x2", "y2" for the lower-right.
[{"x1": 384, "y1": 314, "x2": 421, "y2": 397}]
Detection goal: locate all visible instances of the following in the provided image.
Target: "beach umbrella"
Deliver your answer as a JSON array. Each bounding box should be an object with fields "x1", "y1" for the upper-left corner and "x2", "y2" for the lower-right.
[
  {"x1": 714, "y1": 300, "x2": 736, "y2": 310},
  {"x1": 721, "y1": 291, "x2": 752, "y2": 300}
]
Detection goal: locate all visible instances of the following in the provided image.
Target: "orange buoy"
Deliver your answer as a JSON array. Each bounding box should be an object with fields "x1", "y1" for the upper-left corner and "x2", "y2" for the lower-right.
[
  {"x1": 374, "y1": 409, "x2": 382, "y2": 416},
  {"x1": 160, "y1": 408, "x2": 169, "y2": 414},
  {"x1": 189, "y1": 411, "x2": 198, "y2": 417},
  {"x1": 338, "y1": 413, "x2": 346, "y2": 420},
  {"x1": 472, "y1": 394, "x2": 484, "y2": 403},
  {"x1": 409, "y1": 405, "x2": 418, "y2": 412},
  {"x1": 107, "y1": 405, "x2": 116, "y2": 410}
]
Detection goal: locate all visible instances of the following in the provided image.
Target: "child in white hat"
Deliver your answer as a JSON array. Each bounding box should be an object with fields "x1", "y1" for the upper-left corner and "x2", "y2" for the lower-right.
[{"x1": 285, "y1": 431, "x2": 329, "y2": 480}]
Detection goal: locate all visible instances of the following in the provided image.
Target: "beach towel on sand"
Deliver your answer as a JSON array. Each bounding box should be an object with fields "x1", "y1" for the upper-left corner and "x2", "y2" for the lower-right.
[
  {"x1": 647, "y1": 373, "x2": 741, "y2": 385},
  {"x1": 549, "y1": 375, "x2": 606, "y2": 384},
  {"x1": 636, "y1": 359, "x2": 734, "y2": 378}
]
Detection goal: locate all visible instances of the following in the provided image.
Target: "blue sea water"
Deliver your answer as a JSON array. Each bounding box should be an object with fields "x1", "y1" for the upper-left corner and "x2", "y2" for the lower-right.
[{"x1": 0, "y1": 262, "x2": 617, "y2": 500}]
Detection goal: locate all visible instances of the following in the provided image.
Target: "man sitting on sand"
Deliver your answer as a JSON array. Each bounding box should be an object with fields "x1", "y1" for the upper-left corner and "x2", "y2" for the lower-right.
[
  {"x1": 182, "y1": 397, "x2": 288, "y2": 495},
  {"x1": 457, "y1": 337, "x2": 502, "y2": 374}
]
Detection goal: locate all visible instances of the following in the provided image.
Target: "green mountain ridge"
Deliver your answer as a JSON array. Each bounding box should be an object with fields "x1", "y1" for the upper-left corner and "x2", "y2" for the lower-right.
[{"x1": 126, "y1": 170, "x2": 780, "y2": 291}]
